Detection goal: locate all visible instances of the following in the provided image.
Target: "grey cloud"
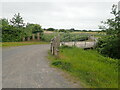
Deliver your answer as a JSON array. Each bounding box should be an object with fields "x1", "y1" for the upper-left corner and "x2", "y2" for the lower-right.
[{"x1": 1, "y1": 1, "x2": 118, "y2": 30}]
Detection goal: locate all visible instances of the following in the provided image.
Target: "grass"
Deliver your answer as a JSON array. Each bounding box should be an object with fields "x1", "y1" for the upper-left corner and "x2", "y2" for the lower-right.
[
  {"x1": 2, "y1": 41, "x2": 49, "y2": 47},
  {"x1": 48, "y1": 46, "x2": 118, "y2": 88}
]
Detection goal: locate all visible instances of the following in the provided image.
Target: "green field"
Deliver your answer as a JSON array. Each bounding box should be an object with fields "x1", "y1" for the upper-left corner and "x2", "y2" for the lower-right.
[
  {"x1": 48, "y1": 46, "x2": 118, "y2": 88},
  {"x1": 2, "y1": 41, "x2": 49, "y2": 47}
]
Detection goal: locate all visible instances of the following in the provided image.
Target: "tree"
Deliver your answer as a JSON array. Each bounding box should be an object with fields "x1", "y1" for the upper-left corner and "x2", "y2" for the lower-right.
[
  {"x1": 97, "y1": 4, "x2": 120, "y2": 59},
  {"x1": 1, "y1": 18, "x2": 9, "y2": 26},
  {"x1": 10, "y1": 13, "x2": 24, "y2": 27},
  {"x1": 26, "y1": 23, "x2": 43, "y2": 34},
  {"x1": 99, "y1": 5, "x2": 120, "y2": 35},
  {"x1": 47, "y1": 28, "x2": 55, "y2": 31},
  {"x1": 70, "y1": 28, "x2": 75, "y2": 32},
  {"x1": 59, "y1": 29, "x2": 66, "y2": 32},
  {"x1": 1, "y1": 13, "x2": 44, "y2": 42},
  {"x1": 1, "y1": 17, "x2": 24, "y2": 42},
  {"x1": 32, "y1": 24, "x2": 43, "y2": 33}
]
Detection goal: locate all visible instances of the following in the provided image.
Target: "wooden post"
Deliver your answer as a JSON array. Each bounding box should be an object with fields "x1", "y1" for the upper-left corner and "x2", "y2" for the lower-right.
[
  {"x1": 54, "y1": 37, "x2": 57, "y2": 55},
  {"x1": 22, "y1": 37, "x2": 25, "y2": 41},
  {"x1": 37, "y1": 33, "x2": 40, "y2": 40},
  {"x1": 27, "y1": 36, "x2": 30, "y2": 41},
  {"x1": 50, "y1": 41, "x2": 52, "y2": 52},
  {"x1": 50, "y1": 38, "x2": 54, "y2": 54},
  {"x1": 51, "y1": 38, "x2": 54, "y2": 55},
  {"x1": 32, "y1": 34, "x2": 35, "y2": 40}
]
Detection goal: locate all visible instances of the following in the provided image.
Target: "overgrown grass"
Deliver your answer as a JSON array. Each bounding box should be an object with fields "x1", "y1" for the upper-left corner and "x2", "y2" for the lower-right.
[
  {"x1": 2, "y1": 41, "x2": 49, "y2": 47},
  {"x1": 49, "y1": 46, "x2": 118, "y2": 88}
]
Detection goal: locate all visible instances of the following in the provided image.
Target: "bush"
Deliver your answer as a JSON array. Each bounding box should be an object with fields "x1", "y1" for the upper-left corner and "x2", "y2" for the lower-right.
[
  {"x1": 2, "y1": 26, "x2": 23, "y2": 42},
  {"x1": 96, "y1": 35, "x2": 120, "y2": 59}
]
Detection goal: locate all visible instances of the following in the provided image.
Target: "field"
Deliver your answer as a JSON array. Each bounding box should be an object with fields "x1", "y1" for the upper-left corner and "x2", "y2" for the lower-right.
[
  {"x1": 44, "y1": 31, "x2": 105, "y2": 34},
  {"x1": 48, "y1": 46, "x2": 118, "y2": 88},
  {"x1": 2, "y1": 41, "x2": 49, "y2": 47}
]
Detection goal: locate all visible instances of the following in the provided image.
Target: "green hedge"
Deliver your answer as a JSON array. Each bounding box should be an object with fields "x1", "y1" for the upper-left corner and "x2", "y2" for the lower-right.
[
  {"x1": 2, "y1": 28, "x2": 23, "y2": 42},
  {"x1": 96, "y1": 35, "x2": 120, "y2": 59}
]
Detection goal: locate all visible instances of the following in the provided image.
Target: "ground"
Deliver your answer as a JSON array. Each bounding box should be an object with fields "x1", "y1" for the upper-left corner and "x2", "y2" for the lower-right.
[{"x1": 2, "y1": 44, "x2": 81, "y2": 88}]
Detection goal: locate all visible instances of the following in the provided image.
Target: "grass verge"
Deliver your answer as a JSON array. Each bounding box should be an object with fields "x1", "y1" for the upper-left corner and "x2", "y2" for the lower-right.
[
  {"x1": 48, "y1": 46, "x2": 118, "y2": 88},
  {"x1": 2, "y1": 41, "x2": 49, "y2": 47}
]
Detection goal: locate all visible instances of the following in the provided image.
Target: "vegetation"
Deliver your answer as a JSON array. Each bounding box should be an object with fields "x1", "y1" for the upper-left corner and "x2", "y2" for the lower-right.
[
  {"x1": 41, "y1": 32, "x2": 89, "y2": 42},
  {"x1": 41, "y1": 33, "x2": 57, "y2": 42},
  {"x1": 1, "y1": 13, "x2": 43, "y2": 42},
  {"x1": 46, "y1": 28, "x2": 55, "y2": 31},
  {"x1": 49, "y1": 46, "x2": 118, "y2": 88},
  {"x1": 97, "y1": 5, "x2": 120, "y2": 59}
]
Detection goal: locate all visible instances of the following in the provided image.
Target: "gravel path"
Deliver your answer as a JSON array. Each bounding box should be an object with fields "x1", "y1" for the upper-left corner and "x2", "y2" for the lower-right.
[{"x1": 2, "y1": 45, "x2": 80, "y2": 88}]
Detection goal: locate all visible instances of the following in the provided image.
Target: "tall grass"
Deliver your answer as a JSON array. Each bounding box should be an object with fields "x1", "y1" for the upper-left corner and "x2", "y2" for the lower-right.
[{"x1": 49, "y1": 46, "x2": 118, "y2": 88}]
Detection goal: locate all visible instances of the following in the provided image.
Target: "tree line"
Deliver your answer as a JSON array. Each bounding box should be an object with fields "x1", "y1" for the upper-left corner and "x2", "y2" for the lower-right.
[{"x1": 0, "y1": 13, "x2": 43, "y2": 42}]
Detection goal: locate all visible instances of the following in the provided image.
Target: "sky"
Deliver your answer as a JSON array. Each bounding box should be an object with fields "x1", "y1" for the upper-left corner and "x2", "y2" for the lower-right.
[{"x1": 0, "y1": 0, "x2": 119, "y2": 30}]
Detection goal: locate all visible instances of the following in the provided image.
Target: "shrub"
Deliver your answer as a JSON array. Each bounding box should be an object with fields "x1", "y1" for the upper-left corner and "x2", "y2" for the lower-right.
[
  {"x1": 96, "y1": 35, "x2": 120, "y2": 59},
  {"x1": 2, "y1": 26, "x2": 23, "y2": 42}
]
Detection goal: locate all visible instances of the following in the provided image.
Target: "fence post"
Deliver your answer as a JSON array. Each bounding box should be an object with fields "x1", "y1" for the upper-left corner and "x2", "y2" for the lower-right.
[
  {"x1": 37, "y1": 32, "x2": 40, "y2": 40},
  {"x1": 50, "y1": 38, "x2": 53, "y2": 54},
  {"x1": 22, "y1": 37, "x2": 25, "y2": 41},
  {"x1": 27, "y1": 36, "x2": 30, "y2": 41},
  {"x1": 32, "y1": 34, "x2": 35, "y2": 40}
]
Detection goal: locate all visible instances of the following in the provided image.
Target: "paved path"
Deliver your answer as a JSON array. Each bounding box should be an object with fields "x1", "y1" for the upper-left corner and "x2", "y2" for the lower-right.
[{"x1": 2, "y1": 45, "x2": 79, "y2": 88}]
